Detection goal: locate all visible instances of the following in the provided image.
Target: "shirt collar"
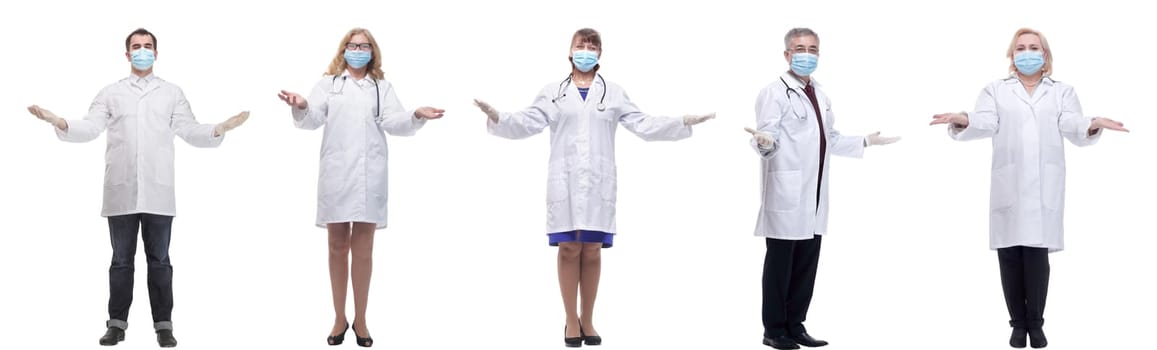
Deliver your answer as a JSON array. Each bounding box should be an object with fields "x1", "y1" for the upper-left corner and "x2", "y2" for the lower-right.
[
  {"x1": 340, "y1": 69, "x2": 375, "y2": 84},
  {"x1": 1004, "y1": 73, "x2": 1055, "y2": 86},
  {"x1": 781, "y1": 71, "x2": 820, "y2": 89}
]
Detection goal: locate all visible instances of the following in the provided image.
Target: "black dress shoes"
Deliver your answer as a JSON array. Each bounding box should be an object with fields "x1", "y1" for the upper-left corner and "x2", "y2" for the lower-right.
[
  {"x1": 763, "y1": 335, "x2": 800, "y2": 349},
  {"x1": 1028, "y1": 328, "x2": 1047, "y2": 348},
  {"x1": 564, "y1": 326, "x2": 583, "y2": 347},
  {"x1": 156, "y1": 329, "x2": 178, "y2": 348},
  {"x1": 790, "y1": 332, "x2": 828, "y2": 347},
  {"x1": 99, "y1": 327, "x2": 125, "y2": 346},
  {"x1": 1010, "y1": 328, "x2": 1028, "y2": 348},
  {"x1": 581, "y1": 328, "x2": 601, "y2": 346}
]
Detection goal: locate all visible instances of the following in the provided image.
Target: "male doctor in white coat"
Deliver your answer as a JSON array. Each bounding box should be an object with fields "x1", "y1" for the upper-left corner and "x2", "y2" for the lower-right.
[
  {"x1": 745, "y1": 27, "x2": 899, "y2": 350},
  {"x1": 26, "y1": 28, "x2": 249, "y2": 348}
]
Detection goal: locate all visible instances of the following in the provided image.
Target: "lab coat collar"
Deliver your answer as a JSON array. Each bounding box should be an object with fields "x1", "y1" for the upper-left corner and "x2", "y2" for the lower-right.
[
  {"x1": 125, "y1": 73, "x2": 160, "y2": 95},
  {"x1": 1003, "y1": 73, "x2": 1055, "y2": 86},
  {"x1": 340, "y1": 69, "x2": 376, "y2": 84},
  {"x1": 781, "y1": 71, "x2": 821, "y2": 90},
  {"x1": 128, "y1": 73, "x2": 156, "y2": 82},
  {"x1": 1005, "y1": 73, "x2": 1054, "y2": 104}
]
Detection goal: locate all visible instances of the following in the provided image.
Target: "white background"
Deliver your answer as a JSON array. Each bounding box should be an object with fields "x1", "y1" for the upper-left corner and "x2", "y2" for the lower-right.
[{"x1": 1, "y1": 0, "x2": 1153, "y2": 349}]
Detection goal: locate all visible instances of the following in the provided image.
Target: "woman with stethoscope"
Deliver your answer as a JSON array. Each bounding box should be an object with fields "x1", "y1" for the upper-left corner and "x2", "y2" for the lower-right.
[
  {"x1": 930, "y1": 28, "x2": 1128, "y2": 349},
  {"x1": 277, "y1": 27, "x2": 445, "y2": 347},
  {"x1": 472, "y1": 27, "x2": 714, "y2": 347}
]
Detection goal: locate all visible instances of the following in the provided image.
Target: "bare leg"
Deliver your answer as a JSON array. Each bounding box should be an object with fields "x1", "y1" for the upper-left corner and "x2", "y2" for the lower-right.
[
  {"x1": 579, "y1": 242, "x2": 602, "y2": 336},
  {"x1": 558, "y1": 242, "x2": 582, "y2": 338},
  {"x1": 350, "y1": 222, "x2": 377, "y2": 344},
  {"x1": 327, "y1": 223, "x2": 352, "y2": 339}
]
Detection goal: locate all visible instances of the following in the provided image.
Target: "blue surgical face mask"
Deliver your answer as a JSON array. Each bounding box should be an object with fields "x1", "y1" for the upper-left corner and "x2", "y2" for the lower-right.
[
  {"x1": 790, "y1": 53, "x2": 818, "y2": 76},
  {"x1": 1014, "y1": 50, "x2": 1045, "y2": 75},
  {"x1": 131, "y1": 48, "x2": 155, "y2": 71},
  {"x1": 571, "y1": 50, "x2": 599, "y2": 72},
  {"x1": 344, "y1": 50, "x2": 372, "y2": 69}
]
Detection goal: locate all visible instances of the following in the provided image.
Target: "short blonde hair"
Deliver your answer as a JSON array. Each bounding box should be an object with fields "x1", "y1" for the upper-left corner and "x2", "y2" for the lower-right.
[
  {"x1": 1006, "y1": 28, "x2": 1053, "y2": 76},
  {"x1": 326, "y1": 28, "x2": 385, "y2": 80}
]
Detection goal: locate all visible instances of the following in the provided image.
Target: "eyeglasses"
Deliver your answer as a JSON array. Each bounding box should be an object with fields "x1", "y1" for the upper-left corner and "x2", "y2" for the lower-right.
[
  {"x1": 790, "y1": 47, "x2": 820, "y2": 55},
  {"x1": 346, "y1": 43, "x2": 373, "y2": 51}
]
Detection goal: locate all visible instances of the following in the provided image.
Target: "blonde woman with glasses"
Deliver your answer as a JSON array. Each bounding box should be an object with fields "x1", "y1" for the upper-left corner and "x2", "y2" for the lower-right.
[{"x1": 278, "y1": 28, "x2": 445, "y2": 347}]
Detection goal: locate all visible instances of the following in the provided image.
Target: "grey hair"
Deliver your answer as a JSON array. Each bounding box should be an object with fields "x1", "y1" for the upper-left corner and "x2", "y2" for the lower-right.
[{"x1": 783, "y1": 28, "x2": 819, "y2": 51}]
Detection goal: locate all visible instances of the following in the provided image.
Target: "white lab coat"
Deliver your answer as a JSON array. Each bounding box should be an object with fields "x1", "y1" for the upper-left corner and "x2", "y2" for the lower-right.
[
  {"x1": 488, "y1": 76, "x2": 693, "y2": 235},
  {"x1": 948, "y1": 76, "x2": 1100, "y2": 252},
  {"x1": 751, "y1": 72, "x2": 866, "y2": 240},
  {"x1": 293, "y1": 70, "x2": 424, "y2": 229},
  {"x1": 55, "y1": 74, "x2": 223, "y2": 217}
]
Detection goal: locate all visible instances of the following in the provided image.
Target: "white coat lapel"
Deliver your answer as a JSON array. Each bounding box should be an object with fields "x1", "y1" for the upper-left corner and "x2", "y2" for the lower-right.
[
  {"x1": 1029, "y1": 78, "x2": 1053, "y2": 106},
  {"x1": 1008, "y1": 78, "x2": 1033, "y2": 105}
]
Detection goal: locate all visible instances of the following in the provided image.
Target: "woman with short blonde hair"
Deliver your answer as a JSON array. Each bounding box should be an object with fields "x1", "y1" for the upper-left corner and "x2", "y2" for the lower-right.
[{"x1": 931, "y1": 27, "x2": 1129, "y2": 349}]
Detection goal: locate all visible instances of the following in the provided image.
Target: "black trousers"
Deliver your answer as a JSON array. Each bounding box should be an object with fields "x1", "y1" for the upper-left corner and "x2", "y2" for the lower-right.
[
  {"x1": 762, "y1": 235, "x2": 822, "y2": 337},
  {"x1": 107, "y1": 213, "x2": 175, "y2": 328},
  {"x1": 997, "y1": 246, "x2": 1050, "y2": 329}
]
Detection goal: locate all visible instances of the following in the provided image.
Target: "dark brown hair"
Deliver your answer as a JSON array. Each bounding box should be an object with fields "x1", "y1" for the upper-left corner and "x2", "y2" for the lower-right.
[
  {"x1": 572, "y1": 28, "x2": 601, "y2": 49},
  {"x1": 124, "y1": 28, "x2": 156, "y2": 51}
]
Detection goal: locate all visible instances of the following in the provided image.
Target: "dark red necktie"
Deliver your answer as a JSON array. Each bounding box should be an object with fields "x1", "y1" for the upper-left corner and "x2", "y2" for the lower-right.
[{"x1": 803, "y1": 84, "x2": 827, "y2": 210}]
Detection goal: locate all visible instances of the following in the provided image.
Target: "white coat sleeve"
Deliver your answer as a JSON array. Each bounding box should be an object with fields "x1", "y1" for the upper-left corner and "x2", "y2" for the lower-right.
[
  {"x1": 1057, "y1": 85, "x2": 1101, "y2": 147},
  {"x1": 751, "y1": 86, "x2": 784, "y2": 159},
  {"x1": 487, "y1": 86, "x2": 555, "y2": 140},
  {"x1": 292, "y1": 79, "x2": 329, "y2": 130},
  {"x1": 170, "y1": 87, "x2": 224, "y2": 148},
  {"x1": 617, "y1": 88, "x2": 692, "y2": 142},
  {"x1": 55, "y1": 88, "x2": 111, "y2": 143},
  {"x1": 822, "y1": 97, "x2": 865, "y2": 158},
  {"x1": 950, "y1": 84, "x2": 999, "y2": 141},
  {"x1": 376, "y1": 81, "x2": 424, "y2": 136}
]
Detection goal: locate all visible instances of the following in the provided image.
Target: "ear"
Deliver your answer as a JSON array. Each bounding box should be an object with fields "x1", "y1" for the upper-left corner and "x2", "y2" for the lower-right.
[
  {"x1": 125, "y1": 52, "x2": 131, "y2": 61},
  {"x1": 783, "y1": 51, "x2": 791, "y2": 62}
]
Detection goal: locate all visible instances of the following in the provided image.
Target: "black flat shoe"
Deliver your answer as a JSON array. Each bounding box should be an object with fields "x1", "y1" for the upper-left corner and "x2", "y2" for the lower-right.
[
  {"x1": 353, "y1": 323, "x2": 373, "y2": 347},
  {"x1": 1010, "y1": 328, "x2": 1027, "y2": 348},
  {"x1": 790, "y1": 332, "x2": 828, "y2": 347},
  {"x1": 763, "y1": 335, "x2": 800, "y2": 349},
  {"x1": 328, "y1": 322, "x2": 349, "y2": 346},
  {"x1": 580, "y1": 327, "x2": 601, "y2": 346},
  {"x1": 99, "y1": 327, "x2": 124, "y2": 346},
  {"x1": 1028, "y1": 328, "x2": 1047, "y2": 348},
  {"x1": 564, "y1": 326, "x2": 583, "y2": 347},
  {"x1": 156, "y1": 329, "x2": 178, "y2": 348}
]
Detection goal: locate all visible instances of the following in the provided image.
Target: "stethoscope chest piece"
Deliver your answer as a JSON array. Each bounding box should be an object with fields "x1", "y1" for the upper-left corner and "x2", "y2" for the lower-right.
[{"x1": 597, "y1": 103, "x2": 606, "y2": 112}]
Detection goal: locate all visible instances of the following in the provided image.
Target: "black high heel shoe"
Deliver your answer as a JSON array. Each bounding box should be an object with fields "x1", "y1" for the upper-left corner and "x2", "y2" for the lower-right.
[
  {"x1": 581, "y1": 327, "x2": 602, "y2": 346},
  {"x1": 353, "y1": 323, "x2": 373, "y2": 347},
  {"x1": 328, "y1": 322, "x2": 349, "y2": 346},
  {"x1": 564, "y1": 326, "x2": 583, "y2": 347}
]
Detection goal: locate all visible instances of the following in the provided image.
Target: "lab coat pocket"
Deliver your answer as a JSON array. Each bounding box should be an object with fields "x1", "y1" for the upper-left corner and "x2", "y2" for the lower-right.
[
  {"x1": 547, "y1": 178, "x2": 568, "y2": 203},
  {"x1": 547, "y1": 162, "x2": 569, "y2": 204},
  {"x1": 104, "y1": 159, "x2": 129, "y2": 186},
  {"x1": 594, "y1": 109, "x2": 617, "y2": 123},
  {"x1": 768, "y1": 170, "x2": 802, "y2": 212},
  {"x1": 1041, "y1": 163, "x2": 1065, "y2": 211},
  {"x1": 600, "y1": 172, "x2": 617, "y2": 204},
  {"x1": 154, "y1": 156, "x2": 174, "y2": 186},
  {"x1": 990, "y1": 165, "x2": 1016, "y2": 210},
  {"x1": 779, "y1": 117, "x2": 809, "y2": 138}
]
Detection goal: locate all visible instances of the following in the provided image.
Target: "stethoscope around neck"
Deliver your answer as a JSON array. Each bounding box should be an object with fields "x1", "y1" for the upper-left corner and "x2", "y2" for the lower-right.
[
  {"x1": 332, "y1": 75, "x2": 380, "y2": 118},
  {"x1": 780, "y1": 76, "x2": 810, "y2": 120},
  {"x1": 552, "y1": 73, "x2": 607, "y2": 111}
]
